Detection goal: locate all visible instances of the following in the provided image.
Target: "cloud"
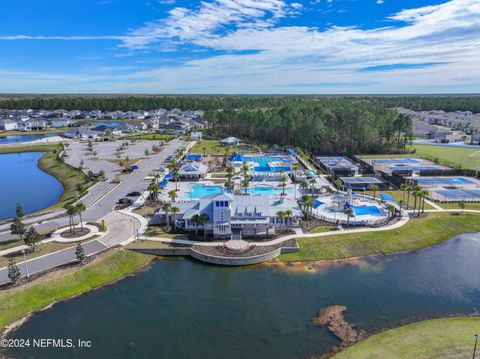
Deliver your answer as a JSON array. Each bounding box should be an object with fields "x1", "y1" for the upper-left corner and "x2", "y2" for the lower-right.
[{"x1": 0, "y1": 0, "x2": 479, "y2": 93}]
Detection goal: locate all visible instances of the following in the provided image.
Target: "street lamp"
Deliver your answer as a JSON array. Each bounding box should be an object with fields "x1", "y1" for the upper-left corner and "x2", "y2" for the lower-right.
[
  {"x1": 130, "y1": 219, "x2": 137, "y2": 241},
  {"x1": 21, "y1": 248, "x2": 29, "y2": 278},
  {"x1": 474, "y1": 334, "x2": 479, "y2": 359}
]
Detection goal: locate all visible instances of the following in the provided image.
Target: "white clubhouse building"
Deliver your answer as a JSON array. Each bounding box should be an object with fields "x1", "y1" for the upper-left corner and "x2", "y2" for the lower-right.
[{"x1": 152, "y1": 193, "x2": 302, "y2": 239}]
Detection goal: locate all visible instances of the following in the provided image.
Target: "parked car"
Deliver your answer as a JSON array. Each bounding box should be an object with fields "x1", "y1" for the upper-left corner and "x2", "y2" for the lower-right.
[
  {"x1": 118, "y1": 198, "x2": 133, "y2": 205},
  {"x1": 127, "y1": 191, "x2": 141, "y2": 197}
]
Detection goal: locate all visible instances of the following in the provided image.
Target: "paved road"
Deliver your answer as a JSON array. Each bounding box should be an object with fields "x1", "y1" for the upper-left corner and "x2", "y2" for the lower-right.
[
  {"x1": 0, "y1": 139, "x2": 184, "y2": 242},
  {"x1": 0, "y1": 240, "x2": 108, "y2": 284}
]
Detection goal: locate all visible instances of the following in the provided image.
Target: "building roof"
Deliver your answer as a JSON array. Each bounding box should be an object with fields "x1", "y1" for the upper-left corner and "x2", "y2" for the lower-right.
[
  {"x1": 221, "y1": 136, "x2": 241, "y2": 144},
  {"x1": 179, "y1": 163, "x2": 208, "y2": 176}
]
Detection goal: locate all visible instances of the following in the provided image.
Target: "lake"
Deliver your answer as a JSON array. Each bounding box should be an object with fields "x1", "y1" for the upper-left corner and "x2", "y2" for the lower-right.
[
  {"x1": 0, "y1": 133, "x2": 58, "y2": 145},
  {"x1": 5, "y1": 233, "x2": 480, "y2": 359},
  {"x1": 0, "y1": 152, "x2": 63, "y2": 220}
]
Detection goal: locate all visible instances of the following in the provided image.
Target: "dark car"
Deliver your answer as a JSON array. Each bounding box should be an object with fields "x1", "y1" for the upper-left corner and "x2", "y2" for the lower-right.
[
  {"x1": 118, "y1": 198, "x2": 133, "y2": 205},
  {"x1": 127, "y1": 191, "x2": 141, "y2": 197}
]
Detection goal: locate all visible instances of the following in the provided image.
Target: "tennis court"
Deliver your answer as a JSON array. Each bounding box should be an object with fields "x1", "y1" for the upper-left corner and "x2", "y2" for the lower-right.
[
  {"x1": 371, "y1": 158, "x2": 422, "y2": 165},
  {"x1": 410, "y1": 177, "x2": 479, "y2": 187},
  {"x1": 431, "y1": 189, "x2": 480, "y2": 202},
  {"x1": 341, "y1": 177, "x2": 384, "y2": 184}
]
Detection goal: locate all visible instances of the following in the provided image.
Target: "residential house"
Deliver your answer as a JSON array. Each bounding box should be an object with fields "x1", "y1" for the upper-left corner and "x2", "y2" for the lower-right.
[
  {"x1": 50, "y1": 118, "x2": 70, "y2": 128},
  {"x1": 0, "y1": 119, "x2": 18, "y2": 131},
  {"x1": 191, "y1": 131, "x2": 202, "y2": 141}
]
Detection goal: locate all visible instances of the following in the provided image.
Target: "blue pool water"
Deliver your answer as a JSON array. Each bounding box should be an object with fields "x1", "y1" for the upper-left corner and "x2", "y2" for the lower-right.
[
  {"x1": 0, "y1": 133, "x2": 58, "y2": 145},
  {"x1": 182, "y1": 185, "x2": 294, "y2": 199},
  {"x1": 183, "y1": 185, "x2": 223, "y2": 199},
  {"x1": 352, "y1": 205, "x2": 383, "y2": 216},
  {"x1": 0, "y1": 152, "x2": 63, "y2": 220}
]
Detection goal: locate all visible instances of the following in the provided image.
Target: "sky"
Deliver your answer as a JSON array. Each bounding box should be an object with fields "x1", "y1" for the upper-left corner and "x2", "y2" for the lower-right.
[{"x1": 0, "y1": 0, "x2": 479, "y2": 94}]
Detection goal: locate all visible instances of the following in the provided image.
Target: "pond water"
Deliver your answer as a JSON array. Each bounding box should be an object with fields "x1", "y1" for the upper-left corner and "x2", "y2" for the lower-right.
[
  {"x1": 0, "y1": 152, "x2": 63, "y2": 220},
  {"x1": 88, "y1": 121, "x2": 123, "y2": 128},
  {"x1": 5, "y1": 233, "x2": 480, "y2": 359},
  {"x1": 0, "y1": 133, "x2": 58, "y2": 145}
]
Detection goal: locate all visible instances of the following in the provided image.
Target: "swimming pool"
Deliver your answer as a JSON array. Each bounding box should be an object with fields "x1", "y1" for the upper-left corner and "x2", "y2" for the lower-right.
[
  {"x1": 183, "y1": 184, "x2": 223, "y2": 199},
  {"x1": 352, "y1": 205, "x2": 384, "y2": 216},
  {"x1": 249, "y1": 186, "x2": 294, "y2": 196},
  {"x1": 182, "y1": 184, "x2": 294, "y2": 199}
]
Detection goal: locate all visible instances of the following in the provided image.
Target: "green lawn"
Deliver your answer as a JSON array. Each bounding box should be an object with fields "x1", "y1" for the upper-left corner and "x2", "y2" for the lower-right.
[
  {"x1": 409, "y1": 144, "x2": 480, "y2": 171},
  {"x1": 438, "y1": 202, "x2": 480, "y2": 210},
  {"x1": 0, "y1": 129, "x2": 67, "y2": 137},
  {"x1": 0, "y1": 250, "x2": 153, "y2": 329},
  {"x1": 120, "y1": 133, "x2": 175, "y2": 141},
  {"x1": 279, "y1": 212, "x2": 480, "y2": 262},
  {"x1": 0, "y1": 144, "x2": 94, "y2": 215},
  {"x1": 190, "y1": 140, "x2": 227, "y2": 155},
  {"x1": 334, "y1": 317, "x2": 480, "y2": 359}
]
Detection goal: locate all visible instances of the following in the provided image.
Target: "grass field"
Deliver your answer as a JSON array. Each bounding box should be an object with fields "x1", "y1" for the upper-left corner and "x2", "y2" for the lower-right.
[
  {"x1": 279, "y1": 212, "x2": 480, "y2": 262},
  {"x1": 0, "y1": 144, "x2": 93, "y2": 215},
  {"x1": 334, "y1": 317, "x2": 480, "y2": 359},
  {"x1": 0, "y1": 129, "x2": 67, "y2": 137},
  {"x1": 409, "y1": 144, "x2": 480, "y2": 170},
  {"x1": 120, "y1": 133, "x2": 176, "y2": 141},
  {"x1": 190, "y1": 140, "x2": 227, "y2": 155},
  {"x1": 0, "y1": 249, "x2": 153, "y2": 329}
]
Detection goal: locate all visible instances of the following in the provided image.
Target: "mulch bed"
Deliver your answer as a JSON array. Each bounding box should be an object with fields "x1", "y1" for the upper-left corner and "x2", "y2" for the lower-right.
[{"x1": 60, "y1": 228, "x2": 91, "y2": 239}]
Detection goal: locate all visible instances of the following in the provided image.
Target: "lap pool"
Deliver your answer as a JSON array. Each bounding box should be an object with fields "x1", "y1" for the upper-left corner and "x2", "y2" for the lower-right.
[
  {"x1": 352, "y1": 205, "x2": 384, "y2": 216},
  {"x1": 182, "y1": 184, "x2": 294, "y2": 199}
]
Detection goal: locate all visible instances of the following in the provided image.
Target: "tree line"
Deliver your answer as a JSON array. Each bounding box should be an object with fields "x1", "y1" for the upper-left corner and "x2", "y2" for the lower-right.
[{"x1": 0, "y1": 95, "x2": 478, "y2": 113}]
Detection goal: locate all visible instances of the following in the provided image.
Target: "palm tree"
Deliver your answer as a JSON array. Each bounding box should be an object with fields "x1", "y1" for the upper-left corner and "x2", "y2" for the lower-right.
[
  {"x1": 280, "y1": 175, "x2": 287, "y2": 196},
  {"x1": 309, "y1": 178, "x2": 316, "y2": 194},
  {"x1": 406, "y1": 184, "x2": 412, "y2": 209},
  {"x1": 75, "y1": 202, "x2": 87, "y2": 231},
  {"x1": 191, "y1": 214, "x2": 201, "y2": 236},
  {"x1": 284, "y1": 209, "x2": 293, "y2": 231},
  {"x1": 400, "y1": 183, "x2": 409, "y2": 203},
  {"x1": 66, "y1": 205, "x2": 77, "y2": 234},
  {"x1": 172, "y1": 170, "x2": 179, "y2": 191},
  {"x1": 305, "y1": 198, "x2": 314, "y2": 221},
  {"x1": 335, "y1": 179, "x2": 342, "y2": 193},
  {"x1": 242, "y1": 163, "x2": 250, "y2": 195},
  {"x1": 412, "y1": 185, "x2": 422, "y2": 215},
  {"x1": 276, "y1": 211, "x2": 286, "y2": 230},
  {"x1": 300, "y1": 194, "x2": 311, "y2": 216},
  {"x1": 171, "y1": 206, "x2": 180, "y2": 230},
  {"x1": 344, "y1": 208, "x2": 354, "y2": 227},
  {"x1": 370, "y1": 184, "x2": 379, "y2": 200},
  {"x1": 162, "y1": 203, "x2": 172, "y2": 228},
  {"x1": 202, "y1": 146, "x2": 207, "y2": 156},
  {"x1": 147, "y1": 181, "x2": 160, "y2": 204},
  {"x1": 168, "y1": 189, "x2": 178, "y2": 203},
  {"x1": 386, "y1": 204, "x2": 396, "y2": 219},
  {"x1": 199, "y1": 213, "x2": 209, "y2": 238},
  {"x1": 418, "y1": 189, "x2": 429, "y2": 214},
  {"x1": 300, "y1": 181, "x2": 308, "y2": 194}
]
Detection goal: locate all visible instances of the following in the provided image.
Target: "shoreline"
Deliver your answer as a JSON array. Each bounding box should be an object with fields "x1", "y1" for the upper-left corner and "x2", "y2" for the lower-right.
[
  {"x1": 0, "y1": 144, "x2": 94, "y2": 220},
  {"x1": 331, "y1": 315, "x2": 480, "y2": 358},
  {"x1": 0, "y1": 249, "x2": 156, "y2": 343}
]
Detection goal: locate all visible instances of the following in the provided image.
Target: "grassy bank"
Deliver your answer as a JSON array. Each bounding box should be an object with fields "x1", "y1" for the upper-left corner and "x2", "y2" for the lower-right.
[
  {"x1": 279, "y1": 212, "x2": 480, "y2": 262},
  {"x1": 0, "y1": 129, "x2": 67, "y2": 137},
  {"x1": 334, "y1": 317, "x2": 480, "y2": 358},
  {"x1": 0, "y1": 249, "x2": 153, "y2": 330},
  {"x1": 0, "y1": 144, "x2": 93, "y2": 214}
]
